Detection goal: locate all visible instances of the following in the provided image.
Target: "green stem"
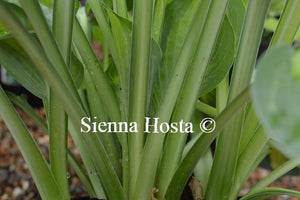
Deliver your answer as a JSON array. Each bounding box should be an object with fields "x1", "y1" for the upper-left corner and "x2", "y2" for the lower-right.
[
  {"x1": 49, "y1": 93, "x2": 69, "y2": 198},
  {"x1": 195, "y1": 101, "x2": 217, "y2": 117},
  {"x1": 157, "y1": 0, "x2": 230, "y2": 198},
  {"x1": 0, "y1": 86, "x2": 64, "y2": 200},
  {"x1": 206, "y1": 1, "x2": 270, "y2": 199},
  {"x1": 132, "y1": 1, "x2": 212, "y2": 199},
  {"x1": 241, "y1": 188, "x2": 300, "y2": 200},
  {"x1": 53, "y1": 0, "x2": 74, "y2": 62},
  {"x1": 67, "y1": 153, "x2": 97, "y2": 198},
  {"x1": 87, "y1": 0, "x2": 118, "y2": 65},
  {"x1": 251, "y1": 156, "x2": 300, "y2": 193},
  {"x1": 73, "y1": 18, "x2": 121, "y2": 123},
  {"x1": 230, "y1": 127, "x2": 269, "y2": 199},
  {"x1": 19, "y1": 0, "x2": 81, "y2": 103},
  {"x1": 270, "y1": 0, "x2": 300, "y2": 46},
  {"x1": 68, "y1": 122, "x2": 106, "y2": 199},
  {"x1": 85, "y1": 70, "x2": 122, "y2": 178},
  {"x1": 49, "y1": 1, "x2": 75, "y2": 198},
  {"x1": 128, "y1": 0, "x2": 154, "y2": 197},
  {"x1": 165, "y1": 86, "x2": 251, "y2": 200},
  {"x1": 239, "y1": 105, "x2": 261, "y2": 154},
  {"x1": 7, "y1": 93, "x2": 98, "y2": 198}
]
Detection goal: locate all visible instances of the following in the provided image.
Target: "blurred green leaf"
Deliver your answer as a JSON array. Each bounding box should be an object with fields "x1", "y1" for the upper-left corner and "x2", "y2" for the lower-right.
[
  {"x1": 0, "y1": 36, "x2": 47, "y2": 99},
  {"x1": 264, "y1": 17, "x2": 278, "y2": 32},
  {"x1": 252, "y1": 45, "x2": 300, "y2": 158},
  {"x1": 269, "y1": 0, "x2": 286, "y2": 17}
]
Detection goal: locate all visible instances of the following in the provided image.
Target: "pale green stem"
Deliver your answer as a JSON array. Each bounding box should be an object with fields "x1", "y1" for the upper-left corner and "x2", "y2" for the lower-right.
[
  {"x1": 165, "y1": 86, "x2": 251, "y2": 200},
  {"x1": 157, "y1": 0, "x2": 230, "y2": 198},
  {"x1": 195, "y1": 101, "x2": 217, "y2": 117},
  {"x1": 49, "y1": 1, "x2": 75, "y2": 198},
  {"x1": 206, "y1": 1, "x2": 270, "y2": 199},
  {"x1": 128, "y1": 0, "x2": 154, "y2": 197},
  {"x1": 230, "y1": 127, "x2": 269, "y2": 199},
  {"x1": 133, "y1": 0, "x2": 212, "y2": 198}
]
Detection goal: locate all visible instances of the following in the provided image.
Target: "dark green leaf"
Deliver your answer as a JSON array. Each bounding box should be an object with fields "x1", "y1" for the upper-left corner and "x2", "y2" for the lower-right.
[
  {"x1": 0, "y1": 37, "x2": 47, "y2": 99},
  {"x1": 151, "y1": 0, "x2": 200, "y2": 111},
  {"x1": 226, "y1": 0, "x2": 246, "y2": 44},
  {"x1": 199, "y1": 16, "x2": 235, "y2": 96}
]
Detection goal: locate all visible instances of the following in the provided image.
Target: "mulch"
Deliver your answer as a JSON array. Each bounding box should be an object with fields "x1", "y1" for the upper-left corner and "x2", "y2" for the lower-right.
[{"x1": 0, "y1": 108, "x2": 299, "y2": 200}]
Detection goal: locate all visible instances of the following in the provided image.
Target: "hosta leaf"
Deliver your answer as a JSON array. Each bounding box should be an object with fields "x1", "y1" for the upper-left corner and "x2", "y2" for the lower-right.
[
  {"x1": 0, "y1": 37, "x2": 47, "y2": 99},
  {"x1": 151, "y1": 0, "x2": 200, "y2": 111},
  {"x1": 198, "y1": 16, "x2": 235, "y2": 96},
  {"x1": 226, "y1": 0, "x2": 246, "y2": 44},
  {"x1": 156, "y1": 0, "x2": 235, "y2": 100},
  {"x1": 160, "y1": 0, "x2": 199, "y2": 72},
  {"x1": 252, "y1": 45, "x2": 300, "y2": 158}
]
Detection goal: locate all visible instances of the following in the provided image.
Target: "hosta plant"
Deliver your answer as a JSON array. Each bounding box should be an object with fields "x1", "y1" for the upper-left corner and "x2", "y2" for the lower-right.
[{"x1": 0, "y1": 0, "x2": 300, "y2": 199}]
